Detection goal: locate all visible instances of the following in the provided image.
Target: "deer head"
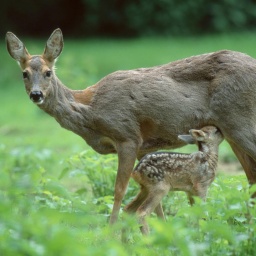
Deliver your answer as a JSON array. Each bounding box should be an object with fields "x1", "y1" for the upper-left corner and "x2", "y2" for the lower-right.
[{"x1": 6, "y1": 29, "x2": 63, "y2": 105}]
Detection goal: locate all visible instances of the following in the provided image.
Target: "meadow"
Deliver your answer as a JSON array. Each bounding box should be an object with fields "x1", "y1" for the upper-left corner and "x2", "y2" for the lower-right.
[{"x1": 0, "y1": 32, "x2": 256, "y2": 255}]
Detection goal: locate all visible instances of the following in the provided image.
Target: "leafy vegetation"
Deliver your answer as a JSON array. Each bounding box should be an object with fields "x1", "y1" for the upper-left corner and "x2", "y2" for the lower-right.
[
  {"x1": 1, "y1": 34, "x2": 256, "y2": 255},
  {"x1": 1, "y1": 145, "x2": 255, "y2": 255},
  {"x1": 2, "y1": 0, "x2": 256, "y2": 36}
]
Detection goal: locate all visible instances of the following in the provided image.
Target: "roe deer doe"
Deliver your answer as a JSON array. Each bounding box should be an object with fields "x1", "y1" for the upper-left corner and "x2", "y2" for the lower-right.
[
  {"x1": 124, "y1": 126, "x2": 223, "y2": 235},
  {"x1": 5, "y1": 28, "x2": 256, "y2": 224}
]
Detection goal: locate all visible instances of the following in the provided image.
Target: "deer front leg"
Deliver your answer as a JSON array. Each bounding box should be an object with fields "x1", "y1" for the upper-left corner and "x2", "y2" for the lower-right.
[{"x1": 109, "y1": 140, "x2": 138, "y2": 224}]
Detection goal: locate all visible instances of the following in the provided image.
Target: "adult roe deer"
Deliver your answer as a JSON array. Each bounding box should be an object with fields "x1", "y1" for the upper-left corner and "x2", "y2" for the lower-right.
[
  {"x1": 6, "y1": 28, "x2": 256, "y2": 224},
  {"x1": 124, "y1": 126, "x2": 223, "y2": 235}
]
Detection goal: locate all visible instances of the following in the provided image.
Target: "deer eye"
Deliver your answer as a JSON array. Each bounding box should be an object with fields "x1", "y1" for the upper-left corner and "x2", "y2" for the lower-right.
[
  {"x1": 22, "y1": 71, "x2": 28, "y2": 79},
  {"x1": 45, "y1": 70, "x2": 52, "y2": 78}
]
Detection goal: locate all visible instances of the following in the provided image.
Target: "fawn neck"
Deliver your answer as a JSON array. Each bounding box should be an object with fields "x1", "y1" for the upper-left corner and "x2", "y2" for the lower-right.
[{"x1": 199, "y1": 142, "x2": 219, "y2": 170}]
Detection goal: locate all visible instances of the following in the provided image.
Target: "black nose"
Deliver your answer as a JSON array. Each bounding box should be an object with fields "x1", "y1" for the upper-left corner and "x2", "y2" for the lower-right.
[{"x1": 30, "y1": 91, "x2": 43, "y2": 102}]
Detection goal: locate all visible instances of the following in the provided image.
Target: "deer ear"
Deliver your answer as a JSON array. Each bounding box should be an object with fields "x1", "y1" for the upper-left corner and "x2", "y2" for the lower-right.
[
  {"x1": 6, "y1": 32, "x2": 30, "y2": 63},
  {"x1": 43, "y1": 28, "x2": 63, "y2": 62},
  {"x1": 190, "y1": 129, "x2": 205, "y2": 141}
]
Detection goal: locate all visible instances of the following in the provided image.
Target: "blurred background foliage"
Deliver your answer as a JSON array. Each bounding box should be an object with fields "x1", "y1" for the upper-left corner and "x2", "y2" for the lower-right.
[
  {"x1": 2, "y1": 0, "x2": 256, "y2": 38},
  {"x1": 2, "y1": 1, "x2": 256, "y2": 255}
]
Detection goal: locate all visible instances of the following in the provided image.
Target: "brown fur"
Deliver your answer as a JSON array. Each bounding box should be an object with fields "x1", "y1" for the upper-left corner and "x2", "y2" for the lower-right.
[
  {"x1": 73, "y1": 87, "x2": 96, "y2": 105},
  {"x1": 5, "y1": 29, "x2": 256, "y2": 224}
]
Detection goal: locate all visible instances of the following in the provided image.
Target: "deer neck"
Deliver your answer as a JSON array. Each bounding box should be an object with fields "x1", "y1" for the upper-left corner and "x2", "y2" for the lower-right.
[{"x1": 38, "y1": 75, "x2": 94, "y2": 136}]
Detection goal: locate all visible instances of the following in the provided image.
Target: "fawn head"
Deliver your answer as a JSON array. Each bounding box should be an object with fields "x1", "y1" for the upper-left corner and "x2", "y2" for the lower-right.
[
  {"x1": 6, "y1": 29, "x2": 63, "y2": 105},
  {"x1": 179, "y1": 126, "x2": 223, "y2": 146}
]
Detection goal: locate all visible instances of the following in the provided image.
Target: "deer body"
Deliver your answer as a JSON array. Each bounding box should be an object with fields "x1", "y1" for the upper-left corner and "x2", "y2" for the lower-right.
[
  {"x1": 124, "y1": 126, "x2": 223, "y2": 234},
  {"x1": 6, "y1": 29, "x2": 256, "y2": 224}
]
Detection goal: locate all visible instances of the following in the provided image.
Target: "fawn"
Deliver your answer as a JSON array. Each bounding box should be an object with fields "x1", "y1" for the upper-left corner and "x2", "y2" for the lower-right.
[{"x1": 124, "y1": 126, "x2": 223, "y2": 235}]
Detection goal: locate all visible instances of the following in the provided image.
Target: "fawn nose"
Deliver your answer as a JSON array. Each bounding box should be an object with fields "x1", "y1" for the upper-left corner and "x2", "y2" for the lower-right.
[{"x1": 30, "y1": 91, "x2": 44, "y2": 104}]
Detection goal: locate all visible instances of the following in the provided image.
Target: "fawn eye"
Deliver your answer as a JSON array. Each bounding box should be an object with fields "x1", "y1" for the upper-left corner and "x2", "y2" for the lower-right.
[
  {"x1": 45, "y1": 70, "x2": 52, "y2": 78},
  {"x1": 22, "y1": 71, "x2": 28, "y2": 79}
]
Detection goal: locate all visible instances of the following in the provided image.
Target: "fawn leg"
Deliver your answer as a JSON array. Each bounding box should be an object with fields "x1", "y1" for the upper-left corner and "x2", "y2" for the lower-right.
[
  {"x1": 154, "y1": 202, "x2": 165, "y2": 220},
  {"x1": 122, "y1": 187, "x2": 148, "y2": 242},
  {"x1": 109, "y1": 140, "x2": 138, "y2": 224},
  {"x1": 186, "y1": 192, "x2": 195, "y2": 205},
  {"x1": 188, "y1": 180, "x2": 211, "y2": 205},
  {"x1": 137, "y1": 186, "x2": 169, "y2": 235},
  {"x1": 135, "y1": 154, "x2": 166, "y2": 220},
  {"x1": 124, "y1": 186, "x2": 148, "y2": 214},
  {"x1": 193, "y1": 179, "x2": 213, "y2": 203}
]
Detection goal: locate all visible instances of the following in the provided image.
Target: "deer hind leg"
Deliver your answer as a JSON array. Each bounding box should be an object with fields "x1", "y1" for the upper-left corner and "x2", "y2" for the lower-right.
[
  {"x1": 223, "y1": 125, "x2": 256, "y2": 185},
  {"x1": 109, "y1": 140, "x2": 139, "y2": 225},
  {"x1": 228, "y1": 140, "x2": 256, "y2": 197}
]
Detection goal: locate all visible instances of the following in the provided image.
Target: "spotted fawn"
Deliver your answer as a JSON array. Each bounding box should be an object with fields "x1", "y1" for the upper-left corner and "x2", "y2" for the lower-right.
[{"x1": 124, "y1": 126, "x2": 223, "y2": 235}]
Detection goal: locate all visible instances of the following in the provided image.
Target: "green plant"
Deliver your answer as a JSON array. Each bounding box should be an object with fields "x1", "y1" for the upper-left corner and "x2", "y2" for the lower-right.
[{"x1": 1, "y1": 141, "x2": 255, "y2": 255}]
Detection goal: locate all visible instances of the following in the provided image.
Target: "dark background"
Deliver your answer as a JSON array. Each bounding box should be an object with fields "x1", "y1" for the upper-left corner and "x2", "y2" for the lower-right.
[{"x1": 2, "y1": 0, "x2": 256, "y2": 38}]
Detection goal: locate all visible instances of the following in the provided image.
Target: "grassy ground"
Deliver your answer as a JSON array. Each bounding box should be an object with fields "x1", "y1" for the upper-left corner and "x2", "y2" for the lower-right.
[{"x1": 0, "y1": 33, "x2": 256, "y2": 255}]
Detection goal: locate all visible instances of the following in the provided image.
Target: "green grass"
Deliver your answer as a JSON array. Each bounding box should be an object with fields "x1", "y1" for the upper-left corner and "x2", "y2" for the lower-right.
[{"x1": 0, "y1": 32, "x2": 255, "y2": 255}]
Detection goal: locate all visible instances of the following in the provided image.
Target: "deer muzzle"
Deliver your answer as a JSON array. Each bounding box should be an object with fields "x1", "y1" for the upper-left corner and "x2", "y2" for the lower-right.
[
  {"x1": 178, "y1": 134, "x2": 195, "y2": 144},
  {"x1": 30, "y1": 91, "x2": 44, "y2": 104}
]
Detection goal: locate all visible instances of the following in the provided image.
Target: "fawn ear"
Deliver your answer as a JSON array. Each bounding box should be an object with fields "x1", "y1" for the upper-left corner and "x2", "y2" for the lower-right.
[
  {"x1": 189, "y1": 129, "x2": 205, "y2": 141},
  {"x1": 178, "y1": 134, "x2": 195, "y2": 144},
  {"x1": 43, "y1": 28, "x2": 63, "y2": 63},
  {"x1": 6, "y1": 32, "x2": 30, "y2": 64}
]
